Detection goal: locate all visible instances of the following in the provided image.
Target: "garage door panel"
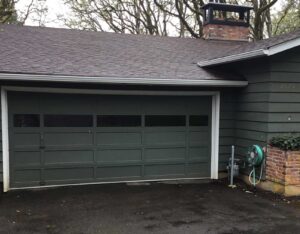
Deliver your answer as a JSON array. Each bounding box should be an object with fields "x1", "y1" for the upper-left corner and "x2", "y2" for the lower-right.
[
  {"x1": 189, "y1": 147, "x2": 210, "y2": 161},
  {"x1": 44, "y1": 132, "x2": 93, "y2": 146},
  {"x1": 145, "y1": 131, "x2": 185, "y2": 145},
  {"x1": 13, "y1": 133, "x2": 40, "y2": 148},
  {"x1": 145, "y1": 148, "x2": 185, "y2": 162},
  {"x1": 40, "y1": 94, "x2": 94, "y2": 113},
  {"x1": 96, "y1": 132, "x2": 142, "y2": 146},
  {"x1": 187, "y1": 97, "x2": 211, "y2": 112},
  {"x1": 144, "y1": 164, "x2": 185, "y2": 177},
  {"x1": 14, "y1": 151, "x2": 41, "y2": 166},
  {"x1": 44, "y1": 150, "x2": 94, "y2": 164},
  {"x1": 144, "y1": 98, "x2": 186, "y2": 114},
  {"x1": 14, "y1": 169, "x2": 40, "y2": 183},
  {"x1": 96, "y1": 149, "x2": 142, "y2": 163},
  {"x1": 44, "y1": 167, "x2": 94, "y2": 181},
  {"x1": 96, "y1": 166, "x2": 142, "y2": 179},
  {"x1": 186, "y1": 163, "x2": 210, "y2": 177},
  {"x1": 189, "y1": 131, "x2": 210, "y2": 146},
  {"x1": 9, "y1": 92, "x2": 39, "y2": 113},
  {"x1": 94, "y1": 96, "x2": 143, "y2": 114}
]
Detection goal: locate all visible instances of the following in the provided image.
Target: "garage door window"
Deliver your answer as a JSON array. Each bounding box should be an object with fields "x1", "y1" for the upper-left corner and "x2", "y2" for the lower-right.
[
  {"x1": 44, "y1": 114, "x2": 93, "y2": 127},
  {"x1": 97, "y1": 115, "x2": 141, "y2": 127},
  {"x1": 145, "y1": 115, "x2": 186, "y2": 127},
  {"x1": 189, "y1": 115, "x2": 208, "y2": 126},
  {"x1": 14, "y1": 114, "x2": 40, "y2": 127}
]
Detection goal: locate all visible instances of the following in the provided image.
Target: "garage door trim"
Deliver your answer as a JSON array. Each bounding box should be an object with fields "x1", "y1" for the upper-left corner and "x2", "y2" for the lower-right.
[{"x1": 1, "y1": 86, "x2": 220, "y2": 192}]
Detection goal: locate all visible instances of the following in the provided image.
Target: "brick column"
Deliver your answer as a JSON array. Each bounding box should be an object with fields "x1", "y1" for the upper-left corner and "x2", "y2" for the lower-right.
[
  {"x1": 285, "y1": 151, "x2": 300, "y2": 185},
  {"x1": 266, "y1": 146, "x2": 300, "y2": 186}
]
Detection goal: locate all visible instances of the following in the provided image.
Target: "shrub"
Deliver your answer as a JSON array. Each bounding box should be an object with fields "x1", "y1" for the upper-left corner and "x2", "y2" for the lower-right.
[{"x1": 269, "y1": 135, "x2": 300, "y2": 151}]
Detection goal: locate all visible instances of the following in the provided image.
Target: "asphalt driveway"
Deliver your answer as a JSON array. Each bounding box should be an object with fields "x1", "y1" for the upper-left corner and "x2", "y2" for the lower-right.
[{"x1": 0, "y1": 180, "x2": 299, "y2": 234}]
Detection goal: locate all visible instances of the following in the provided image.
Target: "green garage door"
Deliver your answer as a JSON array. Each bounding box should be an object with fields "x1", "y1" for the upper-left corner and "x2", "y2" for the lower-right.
[{"x1": 8, "y1": 92, "x2": 211, "y2": 188}]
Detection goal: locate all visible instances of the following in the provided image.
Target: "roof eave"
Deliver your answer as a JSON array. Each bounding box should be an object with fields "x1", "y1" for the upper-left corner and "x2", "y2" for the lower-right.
[
  {"x1": 198, "y1": 36, "x2": 300, "y2": 67},
  {"x1": 198, "y1": 49, "x2": 266, "y2": 67},
  {"x1": 0, "y1": 73, "x2": 248, "y2": 87}
]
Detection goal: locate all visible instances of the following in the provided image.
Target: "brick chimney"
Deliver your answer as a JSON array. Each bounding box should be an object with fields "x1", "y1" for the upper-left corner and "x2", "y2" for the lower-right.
[{"x1": 201, "y1": 1, "x2": 252, "y2": 41}]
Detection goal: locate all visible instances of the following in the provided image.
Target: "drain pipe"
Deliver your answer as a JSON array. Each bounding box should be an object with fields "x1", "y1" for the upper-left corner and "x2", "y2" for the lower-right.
[{"x1": 229, "y1": 145, "x2": 235, "y2": 188}]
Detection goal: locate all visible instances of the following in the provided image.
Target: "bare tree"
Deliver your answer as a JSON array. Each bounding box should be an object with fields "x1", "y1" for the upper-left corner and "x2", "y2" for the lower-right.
[
  {"x1": 62, "y1": 0, "x2": 178, "y2": 36},
  {"x1": 0, "y1": 0, "x2": 48, "y2": 26},
  {"x1": 250, "y1": 0, "x2": 278, "y2": 39},
  {"x1": 272, "y1": 0, "x2": 300, "y2": 36},
  {"x1": 62, "y1": 0, "x2": 285, "y2": 40},
  {"x1": 155, "y1": 0, "x2": 279, "y2": 40}
]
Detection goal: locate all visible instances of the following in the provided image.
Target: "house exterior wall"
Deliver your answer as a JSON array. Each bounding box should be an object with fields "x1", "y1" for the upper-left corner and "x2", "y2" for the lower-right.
[
  {"x1": 231, "y1": 46, "x2": 300, "y2": 162},
  {"x1": 219, "y1": 91, "x2": 236, "y2": 170},
  {"x1": 267, "y1": 46, "x2": 300, "y2": 139},
  {"x1": 233, "y1": 58, "x2": 271, "y2": 159},
  {"x1": 0, "y1": 46, "x2": 299, "y2": 184}
]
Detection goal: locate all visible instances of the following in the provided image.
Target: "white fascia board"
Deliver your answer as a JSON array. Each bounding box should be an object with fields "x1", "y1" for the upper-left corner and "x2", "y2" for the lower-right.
[
  {"x1": 199, "y1": 36, "x2": 300, "y2": 67},
  {"x1": 264, "y1": 37, "x2": 300, "y2": 56},
  {"x1": 0, "y1": 73, "x2": 248, "y2": 87},
  {"x1": 197, "y1": 49, "x2": 266, "y2": 67}
]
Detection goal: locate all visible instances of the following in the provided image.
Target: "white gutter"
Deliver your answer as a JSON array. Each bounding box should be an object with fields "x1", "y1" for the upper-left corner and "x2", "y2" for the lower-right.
[
  {"x1": 198, "y1": 49, "x2": 266, "y2": 67},
  {"x1": 198, "y1": 36, "x2": 300, "y2": 67},
  {"x1": 0, "y1": 73, "x2": 248, "y2": 87},
  {"x1": 265, "y1": 37, "x2": 300, "y2": 56}
]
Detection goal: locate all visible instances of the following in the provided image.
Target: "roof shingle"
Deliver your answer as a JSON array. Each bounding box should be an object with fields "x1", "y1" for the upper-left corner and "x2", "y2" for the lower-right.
[{"x1": 0, "y1": 25, "x2": 245, "y2": 81}]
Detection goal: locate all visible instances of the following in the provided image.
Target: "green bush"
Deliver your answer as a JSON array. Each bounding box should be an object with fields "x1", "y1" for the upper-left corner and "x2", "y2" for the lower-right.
[{"x1": 269, "y1": 135, "x2": 300, "y2": 151}]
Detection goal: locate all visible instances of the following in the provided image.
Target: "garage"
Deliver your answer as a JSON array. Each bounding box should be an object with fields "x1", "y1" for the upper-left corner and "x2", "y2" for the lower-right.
[{"x1": 8, "y1": 91, "x2": 212, "y2": 188}]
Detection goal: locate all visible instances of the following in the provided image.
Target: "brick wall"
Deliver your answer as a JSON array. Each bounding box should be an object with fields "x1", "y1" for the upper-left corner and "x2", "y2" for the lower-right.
[
  {"x1": 203, "y1": 24, "x2": 250, "y2": 41},
  {"x1": 266, "y1": 146, "x2": 300, "y2": 186}
]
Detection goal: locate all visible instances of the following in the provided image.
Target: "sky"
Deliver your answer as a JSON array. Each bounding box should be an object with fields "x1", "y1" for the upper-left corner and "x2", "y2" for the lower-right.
[
  {"x1": 16, "y1": 0, "x2": 285, "y2": 28},
  {"x1": 16, "y1": 0, "x2": 69, "y2": 27}
]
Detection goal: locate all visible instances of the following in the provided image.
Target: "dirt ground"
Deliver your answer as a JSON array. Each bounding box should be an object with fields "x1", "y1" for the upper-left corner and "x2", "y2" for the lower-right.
[{"x1": 0, "y1": 179, "x2": 299, "y2": 234}]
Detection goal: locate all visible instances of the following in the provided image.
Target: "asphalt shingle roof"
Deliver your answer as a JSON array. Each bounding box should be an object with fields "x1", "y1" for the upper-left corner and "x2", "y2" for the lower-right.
[
  {"x1": 0, "y1": 25, "x2": 245, "y2": 81},
  {"x1": 1, "y1": 25, "x2": 299, "y2": 82}
]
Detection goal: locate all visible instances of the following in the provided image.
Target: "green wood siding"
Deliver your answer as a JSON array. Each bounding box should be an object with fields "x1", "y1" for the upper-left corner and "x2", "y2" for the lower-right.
[
  {"x1": 267, "y1": 46, "x2": 300, "y2": 138},
  {"x1": 233, "y1": 46, "x2": 300, "y2": 160},
  {"x1": 219, "y1": 91, "x2": 236, "y2": 170}
]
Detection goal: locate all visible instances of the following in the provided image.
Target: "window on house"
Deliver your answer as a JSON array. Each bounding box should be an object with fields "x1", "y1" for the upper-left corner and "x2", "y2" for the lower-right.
[
  {"x1": 44, "y1": 115, "x2": 93, "y2": 127},
  {"x1": 97, "y1": 115, "x2": 141, "y2": 127},
  {"x1": 14, "y1": 114, "x2": 40, "y2": 127},
  {"x1": 189, "y1": 115, "x2": 209, "y2": 126},
  {"x1": 145, "y1": 115, "x2": 186, "y2": 127}
]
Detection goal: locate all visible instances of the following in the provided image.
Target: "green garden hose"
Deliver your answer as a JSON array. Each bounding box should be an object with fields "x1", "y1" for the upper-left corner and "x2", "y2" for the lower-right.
[{"x1": 247, "y1": 145, "x2": 265, "y2": 186}]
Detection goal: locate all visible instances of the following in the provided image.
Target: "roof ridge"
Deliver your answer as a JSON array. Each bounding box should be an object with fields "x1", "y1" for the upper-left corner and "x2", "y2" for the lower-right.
[{"x1": 0, "y1": 24, "x2": 204, "y2": 42}]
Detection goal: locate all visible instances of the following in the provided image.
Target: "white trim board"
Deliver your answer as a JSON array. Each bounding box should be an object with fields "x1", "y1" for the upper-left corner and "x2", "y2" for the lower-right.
[
  {"x1": 10, "y1": 177, "x2": 211, "y2": 191},
  {"x1": 1, "y1": 86, "x2": 221, "y2": 192},
  {"x1": 1, "y1": 89, "x2": 9, "y2": 192},
  {"x1": 0, "y1": 73, "x2": 248, "y2": 87},
  {"x1": 198, "y1": 37, "x2": 300, "y2": 67}
]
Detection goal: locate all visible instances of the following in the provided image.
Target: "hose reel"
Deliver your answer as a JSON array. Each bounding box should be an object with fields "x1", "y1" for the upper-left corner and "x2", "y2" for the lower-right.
[
  {"x1": 227, "y1": 144, "x2": 265, "y2": 188},
  {"x1": 246, "y1": 145, "x2": 264, "y2": 167},
  {"x1": 246, "y1": 145, "x2": 265, "y2": 186}
]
